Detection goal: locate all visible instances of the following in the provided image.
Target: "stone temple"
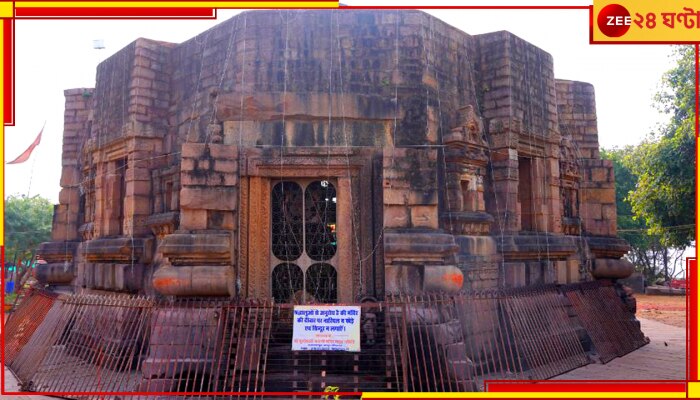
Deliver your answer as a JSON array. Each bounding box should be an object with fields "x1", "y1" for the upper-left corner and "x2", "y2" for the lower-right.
[{"x1": 10, "y1": 9, "x2": 645, "y2": 394}]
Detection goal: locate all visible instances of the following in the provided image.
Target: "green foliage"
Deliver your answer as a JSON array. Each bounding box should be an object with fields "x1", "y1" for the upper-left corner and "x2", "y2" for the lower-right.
[
  {"x1": 5, "y1": 194, "x2": 53, "y2": 263},
  {"x1": 654, "y1": 46, "x2": 695, "y2": 132},
  {"x1": 602, "y1": 46, "x2": 695, "y2": 282},
  {"x1": 625, "y1": 46, "x2": 696, "y2": 248},
  {"x1": 602, "y1": 148, "x2": 662, "y2": 281},
  {"x1": 4, "y1": 292, "x2": 18, "y2": 305},
  {"x1": 601, "y1": 147, "x2": 647, "y2": 244},
  {"x1": 603, "y1": 147, "x2": 687, "y2": 282}
]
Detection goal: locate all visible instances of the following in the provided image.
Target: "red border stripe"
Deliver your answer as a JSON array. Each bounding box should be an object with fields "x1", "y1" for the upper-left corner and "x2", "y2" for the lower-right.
[
  {"x1": 2, "y1": 5, "x2": 697, "y2": 397},
  {"x1": 690, "y1": 258, "x2": 697, "y2": 381},
  {"x1": 487, "y1": 382, "x2": 687, "y2": 393},
  {"x1": 695, "y1": 43, "x2": 700, "y2": 137},
  {"x1": 3, "y1": 18, "x2": 13, "y2": 125},
  {"x1": 370, "y1": 398, "x2": 682, "y2": 400},
  {"x1": 15, "y1": 7, "x2": 216, "y2": 18},
  {"x1": 1, "y1": 391, "x2": 362, "y2": 396},
  {"x1": 1, "y1": 246, "x2": 5, "y2": 394}
]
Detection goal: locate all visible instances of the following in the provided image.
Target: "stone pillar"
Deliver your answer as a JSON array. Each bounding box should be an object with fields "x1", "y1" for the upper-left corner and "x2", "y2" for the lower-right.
[
  {"x1": 152, "y1": 141, "x2": 238, "y2": 297},
  {"x1": 336, "y1": 176, "x2": 354, "y2": 302},
  {"x1": 124, "y1": 143, "x2": 159, "y2": 237},
  {"x1": 383, "y1": 147, "x2": 462, "y2": 294},
  {"x1": 580, "y1": 160, "x2": 616, "y2": 237},
  {"x1": 529, "y1": 157, "x2": 548, "y2": 231},
  {"x1": 239, "y1": 175, "x2": 270, "y2": 299},
  {"x1": 101, "y1": 159, "x2": 125, "y2": 237},
  {"x1": 485, "y1": 123, "x2": 520, "y2": 233}
]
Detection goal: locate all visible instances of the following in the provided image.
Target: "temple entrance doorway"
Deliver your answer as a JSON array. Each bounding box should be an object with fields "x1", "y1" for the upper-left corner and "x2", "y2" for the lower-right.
[{"x1": 269, "y1": 179, "x2": 339, "y2": 304}]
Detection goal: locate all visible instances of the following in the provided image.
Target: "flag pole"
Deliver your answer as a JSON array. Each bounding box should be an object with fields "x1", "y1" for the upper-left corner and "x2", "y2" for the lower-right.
[
  {"x1": 8, "y1": 121, "x2": 45, "y2": 165},
  {"x1": 16, "y1": 121, "x2": 46, "y2": 197},
  {"x1": 26, "y1": 154, "x2": 37, "y2": 197}
]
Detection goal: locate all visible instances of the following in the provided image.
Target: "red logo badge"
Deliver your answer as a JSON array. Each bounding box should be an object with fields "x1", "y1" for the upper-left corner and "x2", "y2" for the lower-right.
[{"x1": 597, "y1": 4, "x2": 632, "y2": 37}]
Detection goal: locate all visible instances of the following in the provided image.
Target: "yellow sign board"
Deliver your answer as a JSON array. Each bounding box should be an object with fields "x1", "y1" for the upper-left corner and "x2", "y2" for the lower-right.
[{"x1": 592, "y1": 0, "x2": 700, "y2": 43}]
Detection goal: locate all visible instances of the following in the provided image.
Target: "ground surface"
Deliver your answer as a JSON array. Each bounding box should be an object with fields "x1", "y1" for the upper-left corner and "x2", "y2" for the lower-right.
[
  {"x1": 636, "y1": 294, "x2": 687, "y2": 328},
  {"x1": 554, "y1": 317, "x2": 686, "y2": 380}
]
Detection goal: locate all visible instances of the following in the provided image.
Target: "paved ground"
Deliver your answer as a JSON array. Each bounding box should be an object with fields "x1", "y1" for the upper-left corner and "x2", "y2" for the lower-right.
[
  {"x1": 2, "y1": 367, "x2": 55, "y2": 400},
  {"x1": 554, "y1": 317, "x2": 686, "y2": 380},
  {"x1": 2, "y1": 317, "x2": 687, "y2": 398}
]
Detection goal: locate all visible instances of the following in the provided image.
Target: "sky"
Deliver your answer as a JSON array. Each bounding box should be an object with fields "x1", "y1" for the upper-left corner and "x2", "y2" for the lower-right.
[{"x1": 4, "y1": 5, "x2": 677, "y2": 204}]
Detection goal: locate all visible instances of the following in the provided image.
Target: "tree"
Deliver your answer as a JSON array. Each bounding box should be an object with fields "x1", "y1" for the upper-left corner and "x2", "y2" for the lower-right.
[
  {"x1": 4, "y1": 194, "x2": 53, "y2": 286},
  {"x1": 602, "y1": 147, "x2": 684, "y2": 284},
  {"x1": 626, "y1": 46, "x2": 696, "y2": 248}
]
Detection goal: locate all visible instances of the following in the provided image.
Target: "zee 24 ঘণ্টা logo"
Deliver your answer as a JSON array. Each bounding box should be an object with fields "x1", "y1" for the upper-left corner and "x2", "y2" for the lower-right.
[
  {"x1": 596, "y1": 2, "x2": 700, "y2": 40},
  {"x1": 597, "y1": 3, "x2": 633, "y2": 37}
]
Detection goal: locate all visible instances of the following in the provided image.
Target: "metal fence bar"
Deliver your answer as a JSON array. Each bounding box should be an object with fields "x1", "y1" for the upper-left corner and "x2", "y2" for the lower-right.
[
  {"x1": 5, "y1": 281, "x2": 647, "y2": 397},
  {"x1": 4, "y1": 289, "x2": 57, "y2": 365},
  {"x1": 565, "y1": 283, "x2": 648, "y2": 363}
]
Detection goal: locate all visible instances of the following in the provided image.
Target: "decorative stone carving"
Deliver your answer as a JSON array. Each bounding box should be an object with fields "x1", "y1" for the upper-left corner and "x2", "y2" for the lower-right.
[
  {"x1": 560, "y1": 137, "x2": 581, "y2": 180},
  {"x1": 443, "y1": 105, "x2": 492, "y2": 236},
  {"x1": 559, "y1": 136, "x2": 582, "y2": 235},
  {"x1": 79, "y1": 222, "x2": 95, "y2": 241},
  {"x1": 207, "y1": 123, "x2": 223, "y2": 144},
  {"x1": 145, "y1": 212, "x2": 180, "y2": 238}
]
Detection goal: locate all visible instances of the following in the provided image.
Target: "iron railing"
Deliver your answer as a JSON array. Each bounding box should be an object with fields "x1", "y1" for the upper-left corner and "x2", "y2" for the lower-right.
[{"x1": 3, "y1": 281, "x2": 647, "y2": 398}]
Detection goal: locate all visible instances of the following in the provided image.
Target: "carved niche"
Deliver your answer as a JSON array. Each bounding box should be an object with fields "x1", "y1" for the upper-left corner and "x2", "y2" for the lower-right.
[
  {"x1": 559, "y1": 136, "x2": 581, "y2": 235},
  {"x1": 441, "y1": 105, "x2": 494, "y2": 235}
]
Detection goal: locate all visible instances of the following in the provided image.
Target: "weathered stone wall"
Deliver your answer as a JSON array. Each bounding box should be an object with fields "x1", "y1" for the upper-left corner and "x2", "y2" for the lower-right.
[
  {"x1": 168, "y1": 10, "x2": 479, "y2": 148},
  {"x1": 555, "y1": 80, "x2": 616, "y2": 238},
  {"x1": 38, "y1": 10, "x2": 632, "y2": 298},
  {"x1": 35, "y1": 88, "x2": 94, "y2": 288},
  {"x1": 45, "y1": 38, "x2": 177, "y2": 293},
  {"x1": 475, "y1": 31, "x2": 558, "y2": 138},
  {"x1": 32, "y1": 12, "x2": 643, "y2": 392},
  {"x1": 555, "y1": 80, "x2": 599, "y2": 159},
  {"x1": 179, "y1": 143, "x2": 239, "y2": 230},
  {"x1": 456, "y1": 236, "x2": 499, "y2": 290},
  {"x1": 53, "y1": 88, "x2": 94, "y2": 242},
  {"x1": 163, "y1": 10, "x2": 487, "y2": 297},
  {"x1": 91, "y1": 42, "x2": 134, "y2": 144},
  {"x1": 149, "y1": 142, "x2": 238, "y2": 297},
  {"x1": 382, "y1": 147, "x2": 464, "y2": 294},
  {"x1": 474, "y1": 31, "x2": 561, "y2": 237},
  {"x1": 92, "y1": 39, "x2": 173, "y2": 145},
  {"x1": 383, "y1": 148, "x2": 439, "y2": 230},
  {"x1": 580, "y1": 159, "x2": 617, "y2": 237}
]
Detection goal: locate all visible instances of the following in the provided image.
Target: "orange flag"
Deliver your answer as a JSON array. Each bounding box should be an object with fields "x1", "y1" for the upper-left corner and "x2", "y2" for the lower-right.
[{"x1": 7, "y1": 124, "x2": 44, "y2": 164}]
